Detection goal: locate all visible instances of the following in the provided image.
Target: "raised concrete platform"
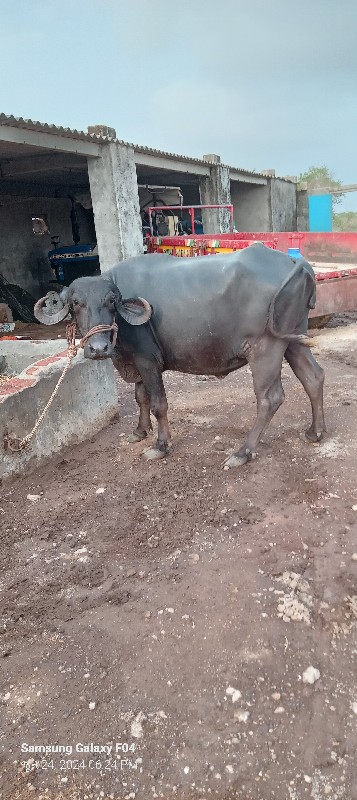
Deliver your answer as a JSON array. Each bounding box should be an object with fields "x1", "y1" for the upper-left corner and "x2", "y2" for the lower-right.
[
  {"x1": 1, "y1": 338, "x2": 67, "y2": 375},
  {"x1": 0, "y1": 347, "x2": 118, "y2": 481}
]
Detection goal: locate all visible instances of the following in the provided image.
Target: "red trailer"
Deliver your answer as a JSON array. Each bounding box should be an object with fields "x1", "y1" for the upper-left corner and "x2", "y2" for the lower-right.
[{"x1": 146, "y1": 206, "x2": 357, "y2": 324}]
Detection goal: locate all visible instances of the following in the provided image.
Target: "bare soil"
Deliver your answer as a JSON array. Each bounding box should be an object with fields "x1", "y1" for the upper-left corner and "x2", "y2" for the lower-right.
[{"x1": 1, "y1": 323, "x2": 357, "y2": 800}]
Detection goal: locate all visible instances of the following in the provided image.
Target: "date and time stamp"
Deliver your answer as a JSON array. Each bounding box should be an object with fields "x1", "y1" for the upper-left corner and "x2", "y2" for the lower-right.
[{"x1": 20, "y1": 741, "x2": 142, "y2": 774}]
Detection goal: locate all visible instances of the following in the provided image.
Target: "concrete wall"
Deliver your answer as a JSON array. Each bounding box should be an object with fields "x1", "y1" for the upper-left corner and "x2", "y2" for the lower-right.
[
  {"x1": 270, "y1": 178, "x2": 296, "y2": 231},
  {"x1": 231, "y1": 179, "x2": 297, "y2": 232},
  {"x1": 1, "y1": 349, "x2": 118, "y2": 481},
  {"x1": 0, "y1": 197, "x2": 95, "y2": 298},
  {"x1": 231, "y1": 182, "x2": 271, "y2": 231}
]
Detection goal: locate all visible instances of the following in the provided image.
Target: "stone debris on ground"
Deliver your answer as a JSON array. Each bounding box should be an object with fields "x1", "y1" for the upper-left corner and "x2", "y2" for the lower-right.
[
  {"x1": 302, "y1": 665, "x2": 321, "y2": 684},
  {"x1": 275, "y1": 571, "x2": 313, "y2": 624},
  {"x1": 130, "y1": 711, "x2": 146, "y2": 739},
  {"x1": 226, "y1": 685, "x2": 242, "y2": 703},
  {"x1": 1, "y1": 317, "x2": 357, "y2": 799}
]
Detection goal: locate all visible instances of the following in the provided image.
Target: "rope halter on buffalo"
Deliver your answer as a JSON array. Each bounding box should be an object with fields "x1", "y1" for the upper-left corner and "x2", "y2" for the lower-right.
[{"x1": 4, "y1": 321, "x2": 118, "y2": 454}]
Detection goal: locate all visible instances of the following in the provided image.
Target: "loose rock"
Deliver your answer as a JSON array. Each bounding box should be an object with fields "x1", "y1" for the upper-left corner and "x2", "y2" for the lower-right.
[
  {"x1": 302, "y1": 666, "x2": 321, "y2": 684},
  {"x1": 226, "y1": 686, "x2": 242, "y2": 703},
  {"x1": 131, "y1": 711, "x2": 146, "y2": 738},
  {"x1": 233, "y1": 709, "x2": 250, "y2": 722}
]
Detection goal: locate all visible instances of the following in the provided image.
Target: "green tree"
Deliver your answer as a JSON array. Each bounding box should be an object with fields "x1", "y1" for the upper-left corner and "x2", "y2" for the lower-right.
[
  {"x1": 298, "y1": 165, "x2": 345, "y2": 208},
  {"x1": 333, "y1": 211, "x2": 357, "y2": 231}
]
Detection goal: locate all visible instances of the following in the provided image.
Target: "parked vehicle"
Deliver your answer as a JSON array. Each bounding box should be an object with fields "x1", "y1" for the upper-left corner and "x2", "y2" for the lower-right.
[{"x1": 146, "y1": 205, "x2": 357, "y2": 325}]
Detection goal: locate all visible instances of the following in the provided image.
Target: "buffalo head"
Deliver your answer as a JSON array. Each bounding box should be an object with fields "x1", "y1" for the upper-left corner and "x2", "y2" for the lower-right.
[{"x1": 34, "y1": 276, "x2": 152, "y2": 360}]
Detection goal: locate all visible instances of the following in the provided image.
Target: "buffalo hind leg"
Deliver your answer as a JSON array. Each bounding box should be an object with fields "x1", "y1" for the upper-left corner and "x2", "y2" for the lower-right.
[
  {"x1": 225, "y1": 338, "x2": 286, "y2": 468},
  {"x1": 128, "y1": 381, "x2": 153, "y2": 443},
  {"x1": 285, "y1": 343, "x2": 326, "y2": 442}
]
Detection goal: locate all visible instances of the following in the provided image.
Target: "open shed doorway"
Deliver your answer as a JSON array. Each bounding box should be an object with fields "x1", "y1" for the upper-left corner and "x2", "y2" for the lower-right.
[
  {"x1": 0, "y1": 142, "x2": 97, "y2": 308},
  {"x1": 136, "y1": 164, "x2": 201, "y2": 241}
]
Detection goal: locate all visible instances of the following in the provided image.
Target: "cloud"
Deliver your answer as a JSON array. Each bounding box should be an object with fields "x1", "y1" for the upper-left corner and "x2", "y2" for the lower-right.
[{"x1": 0, "y1": 0, "x2": 356, "y2": 192}]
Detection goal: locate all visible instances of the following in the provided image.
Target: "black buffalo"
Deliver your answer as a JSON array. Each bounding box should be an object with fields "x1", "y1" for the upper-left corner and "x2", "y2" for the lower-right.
[{"x1": 34, "y1": 244, "x2": 326, "y2": 467}]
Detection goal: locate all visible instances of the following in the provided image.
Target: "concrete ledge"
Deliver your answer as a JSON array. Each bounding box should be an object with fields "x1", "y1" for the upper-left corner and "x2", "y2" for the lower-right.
[
  {"x1": 1, "y1": 339, "x2": 68, "y2": 375},
  {"x1": 1, "y1": 350, "x2": 118, "y2": 481}
]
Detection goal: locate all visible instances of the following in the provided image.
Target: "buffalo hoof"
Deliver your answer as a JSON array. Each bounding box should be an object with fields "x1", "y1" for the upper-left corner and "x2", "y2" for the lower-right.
[
  {"x1": 128, "y1": 431, "x2": 148, "y2": 443},
  {"x1": 143, "y1": 446, "x2": 167, "y2": 461},
  {"x1": 223, "y1": 451, "x2": 255, "y2": 469},
  {"x1": 300, "y1": 429, "x2": 324, "y2": 444}
]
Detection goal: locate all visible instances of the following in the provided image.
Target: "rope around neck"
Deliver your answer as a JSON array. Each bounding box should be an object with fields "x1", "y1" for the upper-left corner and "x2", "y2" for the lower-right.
[
  {"x1": 67, "y1": 321, "x2": 118, "y2": 352},
  {"x1": 4, "y1": 321, "x2": 118, "y2": 454}
]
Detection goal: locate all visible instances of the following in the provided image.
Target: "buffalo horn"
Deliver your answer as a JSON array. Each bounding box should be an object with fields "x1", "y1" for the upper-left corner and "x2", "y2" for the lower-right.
[{"x1": 138, "y1": 297, "x2": 152, "y2": 318}]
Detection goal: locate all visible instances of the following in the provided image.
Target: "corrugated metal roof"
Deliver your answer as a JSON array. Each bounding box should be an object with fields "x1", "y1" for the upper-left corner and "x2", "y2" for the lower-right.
[
  {"x1": 134, "y1": 142, "x2": 214, "y2": 166},
  {"x1": 132, "y1": 142, "x2": 270, "y2": 179},
  {"x1": 0, "y1": 112, "x2": 280, "y2": 180},
  {"x1": 0, "y1": 113, "x2": 107, "y2": 142}
]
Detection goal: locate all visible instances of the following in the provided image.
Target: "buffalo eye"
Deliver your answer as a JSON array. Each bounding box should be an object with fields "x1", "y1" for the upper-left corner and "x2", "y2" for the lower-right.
[
  {"x1": 106, "y1": 294, "x2": 116, "y2": 309},
  {"x1": 72, "y1": 297, "x2": 83, "y2": 309}
]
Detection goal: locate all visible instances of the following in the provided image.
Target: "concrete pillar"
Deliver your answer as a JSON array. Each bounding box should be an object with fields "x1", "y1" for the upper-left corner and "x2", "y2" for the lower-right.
[
  {"x1": 270, "y1": 178, "x2": 297, "y2": 231},
  {"x1": 297, "y1": 189, "x2": 309, "y2": 231},
  {"x1": 199, "y1": 154, "x2": 232, "y2": 234},
  {"x1": 87, "y1": 128, "x2": 143, "y2": 271}
]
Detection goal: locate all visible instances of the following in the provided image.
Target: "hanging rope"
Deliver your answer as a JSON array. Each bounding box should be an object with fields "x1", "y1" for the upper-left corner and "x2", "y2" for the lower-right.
[{"x1": 4, "y1": 321, "x2": 118, "y2": 454}]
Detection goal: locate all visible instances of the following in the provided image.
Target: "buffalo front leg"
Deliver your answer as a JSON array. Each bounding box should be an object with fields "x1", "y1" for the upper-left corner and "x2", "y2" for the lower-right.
[
  {"x1": 128, "y1": 381, "x2": 153, "y2": 443},
  {"x1": 285, "y1": 343, "x2": 326, "y2": 442},
  {"x1": 225, "y1": 338, "x2": 286, "y2": 468},
  {"x1": 135, "y1": 369, "x2": 171, "y2": 461}
]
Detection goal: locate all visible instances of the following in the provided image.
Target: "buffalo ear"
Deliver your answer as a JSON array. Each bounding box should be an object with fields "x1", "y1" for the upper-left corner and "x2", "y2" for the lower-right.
[
  {"x1": 113, "y1": 288, "x2": 123, "y2": 309},
  {"x1": 60, "y1": 287, "x2": 69, "y2": 305},
  {"x1": 117, "y1": 297, "x2": 152, "y2": 326}
]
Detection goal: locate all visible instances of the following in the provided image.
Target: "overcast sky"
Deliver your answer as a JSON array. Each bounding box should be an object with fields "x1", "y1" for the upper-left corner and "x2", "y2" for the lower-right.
[{"x1": 1, "y1": 0, "x2": 357, "y2": 209}]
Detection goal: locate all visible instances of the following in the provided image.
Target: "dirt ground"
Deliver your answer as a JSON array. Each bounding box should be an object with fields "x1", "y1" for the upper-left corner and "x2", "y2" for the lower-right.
[{"x1": 1, "y1": 319, "x2": 357, "y2": 800}]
